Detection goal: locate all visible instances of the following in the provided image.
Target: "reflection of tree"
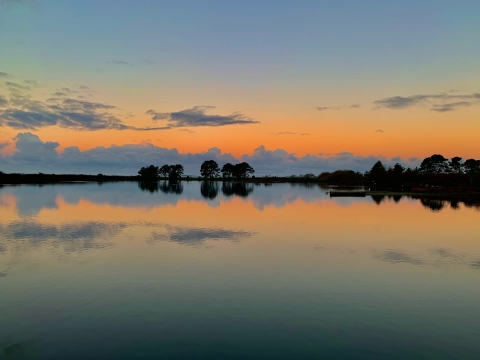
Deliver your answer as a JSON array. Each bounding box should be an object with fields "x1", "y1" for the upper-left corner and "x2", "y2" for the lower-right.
[
  {"x1": 200, "y1": 181, "x2": 219, "y2": 200},
  {"x1": 138, "y1": 181, "x2": 159, "y2": 193},
  {"x1": 371, "y1": 195, "x2": 385, "y2": 205},
  {"x1": 420, "y1": 198, "x2": 445, "y2": 212},
  {"x1": 450, "y1": 200, "x2": 460, "y2": 210},
  {"x1": 159, "y1": 181, "x2": 183, "y2": 195},
  {"x1": 393, "y1": 195, "x2": 403, "y2": 203},
  {"x1": 221, "y1": 182, "x2": 254, "y2": 198}
]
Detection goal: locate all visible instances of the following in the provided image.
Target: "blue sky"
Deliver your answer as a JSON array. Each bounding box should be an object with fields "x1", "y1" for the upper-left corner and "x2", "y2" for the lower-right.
[{"x1": 1, "y1": 0, "x2": 480, "y2": 174}]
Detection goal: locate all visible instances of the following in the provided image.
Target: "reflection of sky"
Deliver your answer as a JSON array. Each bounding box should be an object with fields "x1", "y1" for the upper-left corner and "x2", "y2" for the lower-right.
[
  {"x1": 0, "y1": 182, "x2": 372, "y2": 216},
  {"x1": 1, "y1": 183, "x2": 480, "y2": 359}
]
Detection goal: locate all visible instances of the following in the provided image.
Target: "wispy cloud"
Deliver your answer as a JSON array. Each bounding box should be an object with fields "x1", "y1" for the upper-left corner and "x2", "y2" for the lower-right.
[
  {"x1": 106, "y1": 61, "x2": 133, "y2": 67},
  {"x1": 431, "y1": 101, "x2": 471, "y2": 113},
  {"x1": 275, "y1": 131, "x2": 310, "y2": 136},
  {"x1": 317, "y1": 104, "x2": 361, "y2": 111},
  {"x1": 146, "y1": 106, "x2": 259, "y2": 128},
  {"x1": 0, "y1": 95, "x2": 8, "y2": 108},
  {"x1": 374, "y1": 92, "x2": 480, "y2": 112},
  {"x1": 24, "y1": 80, "x2": 39, "y2": 86},
  {"x1": 0, "y1": 72, "x2": 14, "y2": 78},
  {"x1": 316, "y1": 106, "x2": 332, "y2": 112},
  {"x1": 375, "y1": 129, "x2": 384, "y2": 133}
]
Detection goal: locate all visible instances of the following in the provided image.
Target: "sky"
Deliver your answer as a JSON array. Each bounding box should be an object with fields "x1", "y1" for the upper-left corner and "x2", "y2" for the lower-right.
[{"x1": 1, "y1": 0, "x2": 479, "y2": 175}]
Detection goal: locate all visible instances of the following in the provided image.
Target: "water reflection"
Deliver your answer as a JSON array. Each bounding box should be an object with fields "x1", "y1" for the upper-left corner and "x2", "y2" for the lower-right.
[
  {"x1": 373, "y1": 247, "x2": 480, "y2": 270},
  {"x1": 1, "y1": 182, "x2": 479, "y2": 217},
  {"x1": 1, "y1": 182, "x2": 480, "y2": 359},
  {"x1": 200, "y1": 181, "x2": 219, "y2": 200},
  {"x1": 148, "y1": 225, "x2": 255, "y2": 245},
  {"x1": 0, "y1": 221, "x2": 123, "y2": 253},
  {"x1": 221, "y1": 182, "x2": 254, "y2": 198}
]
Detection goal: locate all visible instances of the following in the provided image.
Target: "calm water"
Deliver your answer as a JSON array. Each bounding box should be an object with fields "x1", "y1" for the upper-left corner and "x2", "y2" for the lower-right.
[{"x1": 1, "y1": 182, "x2": 479, "y2": 359}]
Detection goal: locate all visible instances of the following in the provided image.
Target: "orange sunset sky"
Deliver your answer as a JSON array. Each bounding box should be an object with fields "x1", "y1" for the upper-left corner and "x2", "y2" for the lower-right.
[{"x1": 1, "y1": 1, "x2": 480, "y2": 174}]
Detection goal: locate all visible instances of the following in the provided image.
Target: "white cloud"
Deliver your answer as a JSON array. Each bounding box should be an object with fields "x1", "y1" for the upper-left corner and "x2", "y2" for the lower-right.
[{"x1": 0, "y1": 132, "x2": 420, "y2": 175}]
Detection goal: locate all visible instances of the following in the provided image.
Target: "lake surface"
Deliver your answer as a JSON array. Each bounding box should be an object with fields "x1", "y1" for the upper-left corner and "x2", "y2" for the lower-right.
[{"x1": 1, "y1": 181, "x2": 479, "y2": 359}]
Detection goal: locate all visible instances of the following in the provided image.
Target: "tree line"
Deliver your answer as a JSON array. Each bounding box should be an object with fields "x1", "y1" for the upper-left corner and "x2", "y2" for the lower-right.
[
  {"x1": 317, "y1": 154, "x2": 480, "y2": 189},
  {"x1": 138, "y1": 160, "x2": 255, "y2": 180}
]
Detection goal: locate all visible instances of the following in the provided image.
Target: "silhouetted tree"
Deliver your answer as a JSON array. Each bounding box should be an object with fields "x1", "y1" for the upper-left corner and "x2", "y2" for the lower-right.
[
  {"x1": 464, "y1": 159, "x2": 480, "y2": 175},
  {"x1": 138, "y1": 165, "x2": 160, "y2": 179},
  {"x1": 232, "y1": 162, "x2": 255, "y2": 178},
  {"x1": 200, "y1": 160, "x2": 220, "y2": 178},
  {"x1": 159, "y1": 165, "x2": 171, "y2": 177},
  {"x1": 450, "y1": 156, "x2": 464, "y2": 174},
  {"x1": 419, "y1": 154, "x2": 449, "y2": 174},
  {"x1": 370, "y1": 160, "x2": 387, "y2": 173},
  {"x1": 200, "y1": 181, "x2": 219, "y2": 199},
  {"x1": 221, "y1": 163, "x2": 235, "y2": 178},
  {"x1": 168, "y1": 164, "x2": 184, "y2": 180},
  {"x1": 393, "y1": 163, "x2": 405, "y2": 173},
  {"x1": 318, "y1": 170, "x2": 364, "y2": 185}
]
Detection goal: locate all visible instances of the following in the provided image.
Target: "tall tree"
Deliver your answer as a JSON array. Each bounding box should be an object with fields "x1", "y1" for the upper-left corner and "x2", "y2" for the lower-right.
[
  {"x1": 138, "y1": 165, "x2": 159, "y2": 179},
  {"x1": 221, "y1": 163, "x2": 235, "y2": 178},
  {"x1": 450, "y1": 157, "x2": 464, "y2": 173},
  {"x1": 369, "y1": 160, "x2": 387, "y2": 174},
  {"x1": 464, "y1": 159, "x2": 480, "y2": 175},
  {"x1": 419, "y1": 154, "x2": 449, "y2": 174},
  {"x1": 200, "y1": 160, "x2": 220, "y2": 178},
  {"x1": 169, "y1": 164, "x2": 184, "y2": 180},
  {"x1": 159, "y1": 165, "x2": 171, "y2": 177},
  {"x1": 232, "y1": 162, "x2": 255, "y2": 178}
]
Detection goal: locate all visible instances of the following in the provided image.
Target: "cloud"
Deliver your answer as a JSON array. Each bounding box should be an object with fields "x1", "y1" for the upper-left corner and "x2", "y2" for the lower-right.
[
  {"x1": 6, "y1": 82, "x2": 30, "y2": 93},
  {"x1": 79, "y1": 85, "x2": 90, "y2": 90},
  {"x1": 0, "y1": 133, "x2": 419, "y2": 175},
  {"x1": 317, "y1": 104, "x2": 361, "y2": 111},
  {"x1": 373, "y1": 92, "x2": 480, "y2": 111},
  {"x1": 431, "y1": 102, "x2": 471, "y2": 112},
  {"x1": 0, "y1": 87, "x2": 169, "y2": 131},
  {"x1": 375, "y1": 129, "x2": 384, "y2": 133},
  {"x1": 146, "y1": 106, "x2": 259, "y2": 128},
  {"x1": 0, "y1": 95, "x2": 8, "y2": 108},
  {"x1": 106, "y1": 61, "x2": 133, "y2": 67},
  {"x1": 275, "y1": 132, "x2": 310, "y2": 136},
  {"x1": 24, "y1": 80, "x2": 38, "y2": 86},
  {"x1": 0, "y1": 72, "x2": 14, "y2": 78}
]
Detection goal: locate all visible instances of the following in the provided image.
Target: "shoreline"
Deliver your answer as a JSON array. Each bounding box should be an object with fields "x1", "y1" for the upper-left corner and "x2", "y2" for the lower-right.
[{"x1": 1, "y1": 175, "x2": 479, "y2": 200}]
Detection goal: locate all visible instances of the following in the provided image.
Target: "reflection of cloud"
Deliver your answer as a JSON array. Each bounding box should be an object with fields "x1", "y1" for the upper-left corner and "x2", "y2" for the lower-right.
[
  {"x1": 469, "y1": 260, "x2": 480, "y2": 269},
  {"x1": 373, "y1": 249, "x2": 424, "y2": 265},
  {"x1": 373, "y1": 247, "x2": 480, "y2": 270},
  {"x1": 149, "y1": 225, "x2": 255, "y2": 245},
  {"x1": 0, "y1": 221, "x2": 124, "y2": 253},
  {"x1": 0, "y1": 270, "x2": 7, "y2": 278}
]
